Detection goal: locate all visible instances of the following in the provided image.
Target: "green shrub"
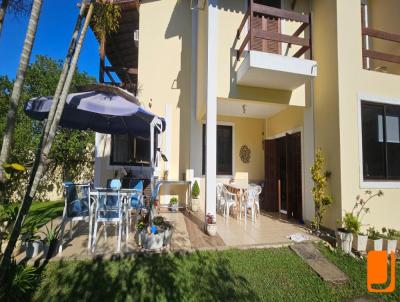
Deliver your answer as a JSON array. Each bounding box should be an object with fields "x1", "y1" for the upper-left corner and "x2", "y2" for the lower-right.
[
  {"x1": 342, "y1": 212, "x2": 361, "y2": 234},
  {"x1": 381, "y1": 227, "x2": 400, "y2": 240},
  {"x1": 0, "y1": 260, "x2": 39, "y2": 302},
  {"x1": 170, "y1": 197, "x2": 178, "y2": 205},
  {"x1": 0, "y1": 203, "x2": 19, "y2": 223},
  {"x1": 310, "y1": 149, "x2": 333, "y2": 232},
  {"x1": 367, "y1": 227, "x2": 381, "y2": 240},
  {"x1": 192, "y1": 180, "x2": 200, "y2": 199}
]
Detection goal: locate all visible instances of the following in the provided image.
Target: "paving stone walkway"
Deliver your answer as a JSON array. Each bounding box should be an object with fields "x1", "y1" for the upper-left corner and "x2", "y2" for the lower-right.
[{"x1": 290, "y1": 242, "x2": 348, "y2": 284}]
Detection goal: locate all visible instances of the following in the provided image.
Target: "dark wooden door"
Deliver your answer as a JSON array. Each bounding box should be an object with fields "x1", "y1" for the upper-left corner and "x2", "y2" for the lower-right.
[
  {"x1": 263, "y1": 139, "x2": 278, "y2": 211},
  {"x1": 252, "y1": 0, "x2": 281, "y2": 54},
  {"x1": 286, "y1": 132, "x2": 302, "y2": 220}
]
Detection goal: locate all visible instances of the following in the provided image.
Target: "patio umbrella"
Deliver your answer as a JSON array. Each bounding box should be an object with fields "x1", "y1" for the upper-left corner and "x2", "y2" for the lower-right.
[{"x1": 24, "y1": 90, "x2": 165, "y2": 139}]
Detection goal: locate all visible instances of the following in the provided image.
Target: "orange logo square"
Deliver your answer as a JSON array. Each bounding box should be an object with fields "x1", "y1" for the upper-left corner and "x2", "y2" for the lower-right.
[{"x1": 367, "y1": 251, "x2": 396, "y2": 293}]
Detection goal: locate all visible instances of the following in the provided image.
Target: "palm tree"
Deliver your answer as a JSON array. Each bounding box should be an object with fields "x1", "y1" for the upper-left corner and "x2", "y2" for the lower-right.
[
  {"x1": 0, "y1": 0, "x2": 33, "y2": 41},
  {"x1": 0, "y1": 0, "x2": 94, "y2": 276},
  {"x1": 0, "y1": 0, "x2": 42, "y2": 184}
]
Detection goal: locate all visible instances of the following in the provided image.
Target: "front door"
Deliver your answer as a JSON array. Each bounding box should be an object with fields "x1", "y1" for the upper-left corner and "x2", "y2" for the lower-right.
[
  {"x1": 252, "y1": 0, "x2": 281, "y2": 54},
  {"x1": 263, "y1": 132, "x2": 302, "y2": 220},
  {"x1": 286, "y1": 132, "x2": 302, "y2": 219}
]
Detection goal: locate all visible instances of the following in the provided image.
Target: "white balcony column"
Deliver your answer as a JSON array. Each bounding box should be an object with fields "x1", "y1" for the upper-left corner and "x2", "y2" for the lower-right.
[{"x1": 205, "y1": 0, "x2": 218, "y2": 224}]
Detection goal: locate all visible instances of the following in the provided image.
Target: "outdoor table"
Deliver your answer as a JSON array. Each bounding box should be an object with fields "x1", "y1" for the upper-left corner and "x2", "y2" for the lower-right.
[
  {"x1": 226, "y1": 182, "x2": 249, "y2": 219},
  {"x1": 157, "y1": 180, "x2": 192, "y2": 210}
]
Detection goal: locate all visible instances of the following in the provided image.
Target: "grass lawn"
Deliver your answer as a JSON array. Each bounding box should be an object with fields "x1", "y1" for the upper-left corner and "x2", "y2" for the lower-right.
[
  {"x1": 33, "y1": 243, "x2": 399, "y2": 302},
  {"x1": 24, "y1": 200, "x2": 64, "y2": 230}
]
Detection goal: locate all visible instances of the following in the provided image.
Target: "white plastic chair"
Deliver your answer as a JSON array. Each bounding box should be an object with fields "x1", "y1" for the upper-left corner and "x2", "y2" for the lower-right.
[
  {"x1": 221, "y1": 185, "x2": 237, "y2": 219},
  {"x1": 216, "y1": 183, "x2": 224, "y2": 213},
  {"x1": 92, "y1": 180, "x2": 126, "y2": 253},
  {"x1": 241, "y1": 185, "x2": 262, "y2": 222},
  {"x1": 59, "y1": 183, "x2": 93, "y2": 254}
]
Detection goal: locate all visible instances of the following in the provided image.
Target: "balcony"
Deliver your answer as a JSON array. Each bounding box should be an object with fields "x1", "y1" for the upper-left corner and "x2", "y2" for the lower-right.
[
  {"x1": 361, "y1": 21, "x2": 400, "y2": 75},
  {"x1": 235, "y1": 0, "x2": 317, "y2": 91}
]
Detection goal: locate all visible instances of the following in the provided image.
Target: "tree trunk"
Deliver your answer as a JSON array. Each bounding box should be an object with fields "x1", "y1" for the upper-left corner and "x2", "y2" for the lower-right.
[
  {"x1": 0, "y1": 1, "x2": 94, "y2": 276},
  {"x1": 0, "y1": 0, "x2": 42, "y2": 183},
  {"x1": 0, "y1": 0, "x2": 9, "y2": 38},
  {"x1": 41, "y1": 0, "x2": 87, "y2": 149}
]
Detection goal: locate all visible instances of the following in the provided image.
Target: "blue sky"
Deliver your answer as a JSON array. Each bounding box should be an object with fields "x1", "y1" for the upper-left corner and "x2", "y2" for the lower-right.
[{"x1": 0, "y1": 0, "x2": 99, "y2": 80}]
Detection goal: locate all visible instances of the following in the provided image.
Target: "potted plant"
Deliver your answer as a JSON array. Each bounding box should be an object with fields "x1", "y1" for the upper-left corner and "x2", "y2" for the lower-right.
[
  {"x1": 153, "y1": 216, "x2": 174, "y2": 247},
  {"x1": 41, "y1": 222, "x2": 61, "y2": 259},
  {"x1": 381, "y1": 227, "x2": 399, "y2": 254},
  {"x1": 170, "y1": 197, "x2": 178, "y2": 213},
  {"x1": 134, "y1": 214, "x2": 146, "y2": 246},
  {"x1": 191, "y1": 180, "x2": 200, "y2": 212},
  {"x1": 22, "y1": 225, "x2": 42, "y2": 259},
  {"x1": 205, "y1": 213, "x2": 217, "y2": 236},
  {"x1": 350, "y1": 190, "x2": 383, "y2": 252},
  {"x1": 337, "y1": 212, "x2": 360, "y2": 254},
  {"x1": 367, "y1": 227, "x2": 383, "y2": 251}
]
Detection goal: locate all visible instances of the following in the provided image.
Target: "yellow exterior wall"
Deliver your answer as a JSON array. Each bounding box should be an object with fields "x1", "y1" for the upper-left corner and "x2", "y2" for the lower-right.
[
  {"x1": 311, "y1": 0, "x2": 342, "y2": 229},
  {"x1": 267, "y1": 106, "x2": 304, "y2": 137},
  {"x1": 138, "y1": 0, "x2": 192, "y2": 180},
  {"x1": 218, "y1": 115, "x2": 265, "y2": 182},
  {"x1": 336, "y1": 0, "x2": 400, "y2": 230}
]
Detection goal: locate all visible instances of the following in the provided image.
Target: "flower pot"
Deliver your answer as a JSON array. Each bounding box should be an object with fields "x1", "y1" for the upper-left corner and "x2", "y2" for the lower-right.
[
  {"x1": 353, "y1": 234, "x2": 368, "y2": 252},
  {"x1": 142, "y1": 232, "x2": 164, "y2": 250},
  {"x1": 191, "y1": 198, "x2": 200, "y2": 212},
  {"x1": 385, "y1": 239, "x2": 398, "y2": 254},
  {"x1": 171, "y1": 204, "x2": 179, "y2": 213},
  {"x1": 163, "y1": 228, "x2": 173, "y2": 246},
  {"x1": 206, "y1": 224, "x2": 217, "y2": 237},
  {"x1": 25, "y1": 240, "x2": 42, "y2": 259},
  {"x1": 368, "y1": 238, "x2": 383, "y2": 251},
  {"x1": 135, "y1": 230, "x2": 144, "y2": 246},
  {"x1": 336, "y1": 229, "x2": 353, "y2": 254}
]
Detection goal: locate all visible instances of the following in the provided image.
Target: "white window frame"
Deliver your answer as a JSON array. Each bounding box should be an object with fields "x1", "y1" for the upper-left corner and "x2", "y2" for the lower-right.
[
  {"x1": 358, "y1": 93, "x2": 400, "y2": 188},
  {"x1": 201, "y1": 121, "x2": 235, "y2": 177}
]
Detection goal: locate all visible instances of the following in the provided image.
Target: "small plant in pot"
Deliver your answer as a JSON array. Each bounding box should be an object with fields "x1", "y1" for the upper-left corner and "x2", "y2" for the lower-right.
[
  {"x1": 21, "y1": 225, "x2": 42, "y2": 259},
  {"x1": 153, "y1": 216, "x2": 173, "y2": 247},
  {"x1": 170, "y1": 197, "x2": 179, "y2": 213},
  {"x1": 191, "y1": 180, "x2": 200, "y2": 212},
  {"x1": 337, "y1": 212, "x2": 360, "y2": 254},
  {"x1": 381, "y1": 227, "x2": 399, "y2": 254},
  {"x1": 205, "y1": 213, "x2": 217, "y2": 236},
  {"x1": 350, "y1": 190, "x2": 383, "y2": 252},
  {"x1": 41, "y1": 222, "x2": 61, "y2": 260},
  {"x1": 367, "y1": 227, "x2": 383, "y2": 251}
]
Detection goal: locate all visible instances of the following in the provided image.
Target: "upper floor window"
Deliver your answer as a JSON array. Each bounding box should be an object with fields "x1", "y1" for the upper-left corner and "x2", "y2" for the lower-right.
[{"x1": 361, "y1": 101, "x2": 400, "y2": 180}]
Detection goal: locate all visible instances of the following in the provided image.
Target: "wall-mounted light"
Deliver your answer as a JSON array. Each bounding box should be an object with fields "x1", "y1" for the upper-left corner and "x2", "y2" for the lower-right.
[{"x1": 191, "y1": 0, "x2": 206, "y2": 10}]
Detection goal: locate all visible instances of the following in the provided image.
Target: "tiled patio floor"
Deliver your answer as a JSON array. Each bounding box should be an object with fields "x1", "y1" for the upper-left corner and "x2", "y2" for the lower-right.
[
  {"x1": 216, "y1": 212, "x2": 318, "y2": 247},
  {"x1": 14, "y1": 210, "x2": 317, "y2": 263}
]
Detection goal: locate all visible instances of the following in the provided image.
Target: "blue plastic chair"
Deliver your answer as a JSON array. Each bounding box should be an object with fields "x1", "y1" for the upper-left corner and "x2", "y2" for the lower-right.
[
  {"x1": 129, "y1": 179, "x2": 144, "y2": 209},
  {"x1": 59, "y1": 182, "x2": 92, "y2": 254},
  {"x1": 92, "y1": 179, "x2": 125, "y2": 253}
]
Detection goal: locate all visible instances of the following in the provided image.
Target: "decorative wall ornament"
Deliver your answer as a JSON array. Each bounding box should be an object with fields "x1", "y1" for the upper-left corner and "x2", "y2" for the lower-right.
[{"x1": 239, "y1": 145, "x2": 251, "y2": 164}]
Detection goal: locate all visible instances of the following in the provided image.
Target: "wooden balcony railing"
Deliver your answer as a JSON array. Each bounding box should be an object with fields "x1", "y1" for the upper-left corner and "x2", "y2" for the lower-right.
[
  {"x1": 236, "y1": 0, "x2": 312, "y2": 61},
  {"x1": 362, "y1": 27, "x2": 400, "y2": 67}
]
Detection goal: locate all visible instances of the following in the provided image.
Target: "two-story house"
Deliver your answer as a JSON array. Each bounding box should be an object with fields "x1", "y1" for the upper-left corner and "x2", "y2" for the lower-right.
[{"x1": 93, "y1": 0, "x2": 400, "y2": 233}]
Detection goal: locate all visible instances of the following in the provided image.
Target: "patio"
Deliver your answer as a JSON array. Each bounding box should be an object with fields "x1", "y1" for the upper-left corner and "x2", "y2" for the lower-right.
[{"x1": 13, "y1": 207, "x2": 317, "y2": 263}]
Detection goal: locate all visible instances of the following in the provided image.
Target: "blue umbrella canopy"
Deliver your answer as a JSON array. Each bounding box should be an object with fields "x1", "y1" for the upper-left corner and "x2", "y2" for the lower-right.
[{"x1": 24, "y1": 91, "x2": 166, "y2": 139}]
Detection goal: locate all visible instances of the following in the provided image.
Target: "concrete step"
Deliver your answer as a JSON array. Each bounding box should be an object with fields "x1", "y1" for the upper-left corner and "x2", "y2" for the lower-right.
[{"x1": 291, "y1": 242, "x2": 348, "y2": 284}]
